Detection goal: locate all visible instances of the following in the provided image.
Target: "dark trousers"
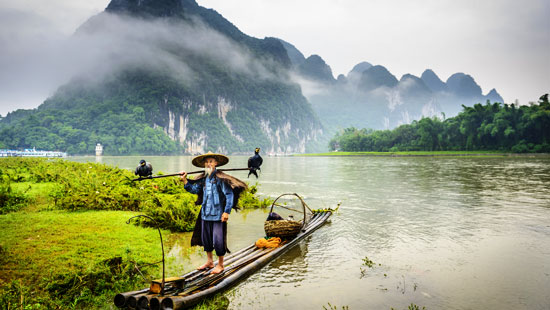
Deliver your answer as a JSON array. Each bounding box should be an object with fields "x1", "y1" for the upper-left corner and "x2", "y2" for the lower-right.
[{"x1": 201, "y1": 220, "x2": 226, "y2": 257}]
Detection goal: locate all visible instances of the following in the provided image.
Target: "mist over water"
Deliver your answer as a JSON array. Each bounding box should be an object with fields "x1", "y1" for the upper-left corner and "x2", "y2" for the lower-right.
[{"x1": 72, "y1": 155, "x2": 550, "y2": 309}]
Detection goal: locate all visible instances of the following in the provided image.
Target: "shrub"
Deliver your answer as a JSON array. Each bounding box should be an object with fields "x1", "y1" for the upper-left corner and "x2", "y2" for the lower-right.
[
  {"x1": 0, "y1": 181, "x2": 27, "y2": 214},
  {"x1": 238, "y1": 184, "x2": 272, "y2": 209},
  {"x1": 0, "y1": 256, "x2": 150, "y2": 309},
  {"x1": 511, "y1": 140, "x2": 529, "y2": 153},
  {"x1": 140, "y1": 194, "x2": 200, "y2": 232},
  {"x1": 0, "y1": 158, "x2": 272, "y2": 231}
]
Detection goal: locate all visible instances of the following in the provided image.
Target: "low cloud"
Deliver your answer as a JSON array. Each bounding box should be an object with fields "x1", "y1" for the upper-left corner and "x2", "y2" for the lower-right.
[
  {"x1": 289, "y1": 73, "x2": 330, "y2": 100},
  {"x1": 0, "y1": 9, "x2": 281, "y2": 116},
  {"x1": 0, "y1": 8, "x2": 67, "y2": 114}
]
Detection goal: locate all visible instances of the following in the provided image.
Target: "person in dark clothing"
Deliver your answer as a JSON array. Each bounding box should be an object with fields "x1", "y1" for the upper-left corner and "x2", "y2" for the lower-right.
[{"x1": 180, "y1": 152, "x2": 246, "y2": 274}]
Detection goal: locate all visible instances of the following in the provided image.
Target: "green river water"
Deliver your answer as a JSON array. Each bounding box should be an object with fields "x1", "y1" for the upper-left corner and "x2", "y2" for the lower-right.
[{"x1": 70, "y1": 155, "x2": 550, "y2": 310}]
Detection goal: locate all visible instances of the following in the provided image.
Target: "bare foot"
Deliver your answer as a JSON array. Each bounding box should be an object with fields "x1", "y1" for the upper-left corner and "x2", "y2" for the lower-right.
[
  {"x1": 210, "y1": 265, "x2": 224, "y2": 274},
  {"x1": 197, "y1": 262, "x2": 214, "y2": 271}
]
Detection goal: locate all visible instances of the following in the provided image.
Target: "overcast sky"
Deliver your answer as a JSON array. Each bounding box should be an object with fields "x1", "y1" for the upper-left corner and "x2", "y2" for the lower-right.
[{"x1": 0, "y1": 0, "x2": 548, "y2": 116}]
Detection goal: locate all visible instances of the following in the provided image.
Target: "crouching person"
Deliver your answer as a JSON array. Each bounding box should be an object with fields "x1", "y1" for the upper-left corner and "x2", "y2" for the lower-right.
[{"x1": 180, "y1": 152, "x2": 247, "y2": 274}]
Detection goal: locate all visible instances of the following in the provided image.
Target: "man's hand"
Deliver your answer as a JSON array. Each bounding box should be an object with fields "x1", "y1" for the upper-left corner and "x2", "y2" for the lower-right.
[
  {"x1": 221, "y1": 212, "x2": 229, "y2": 222},
  {"x1": 179, "y1": 171, "x2": 187, "y2": 184}
]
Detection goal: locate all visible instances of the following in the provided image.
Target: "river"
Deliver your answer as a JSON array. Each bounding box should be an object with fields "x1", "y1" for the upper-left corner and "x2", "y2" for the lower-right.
[{"x1": 70, "y1": 155, "x2": 550, "y2": 310}]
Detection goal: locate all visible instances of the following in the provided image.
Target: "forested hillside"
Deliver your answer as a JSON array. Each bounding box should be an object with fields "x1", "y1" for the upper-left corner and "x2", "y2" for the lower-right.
[
  {"x1": 329, "y1": 94, "x2": 550, "y2": 153},
  {"x1": 0, "y1": 0, "x2": 322, "y2": 155},
  {"x1": 0, "y1": 0, "x2": 524, "y2": 155}
]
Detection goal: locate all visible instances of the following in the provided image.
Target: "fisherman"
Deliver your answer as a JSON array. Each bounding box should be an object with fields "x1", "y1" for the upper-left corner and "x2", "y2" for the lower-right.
[{"x1": 180, "y1": 152, "x2": 247, "y2": 274}]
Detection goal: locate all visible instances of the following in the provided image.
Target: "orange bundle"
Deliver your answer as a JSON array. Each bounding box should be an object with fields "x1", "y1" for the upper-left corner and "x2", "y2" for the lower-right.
[{"x1": 255, "y1": 237, "x2": 282, "y2": 248}]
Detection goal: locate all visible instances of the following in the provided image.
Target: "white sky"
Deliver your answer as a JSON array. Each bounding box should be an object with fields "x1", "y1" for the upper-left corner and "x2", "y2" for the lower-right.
[{"x1": 0, "y1": 0, "x2": 548, "y2": 116}]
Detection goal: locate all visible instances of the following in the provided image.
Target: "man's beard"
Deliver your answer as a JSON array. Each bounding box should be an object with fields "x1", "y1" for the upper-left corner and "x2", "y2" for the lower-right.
[{"x1": 205, "y1": 167, "x2": 213, "y2": 176}]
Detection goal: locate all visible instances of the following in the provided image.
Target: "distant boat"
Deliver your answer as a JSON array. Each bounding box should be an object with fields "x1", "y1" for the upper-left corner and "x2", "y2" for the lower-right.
[{"x1": 0, "y1": 148, "x2": 67, "y2": 158}]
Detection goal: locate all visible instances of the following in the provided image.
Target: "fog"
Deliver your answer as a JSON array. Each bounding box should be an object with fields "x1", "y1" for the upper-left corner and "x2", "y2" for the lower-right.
[
  {"x1": 199, "y1": 0, "x2": 550, "y2": 107},
  {"x1": 0, "y1": 8, "x2": 280, "y2": 116},
  {"x1": 0, "y1": 8, "x2": 66, "y2": 115},
  {"x1": 2, "y1": 0, "x2": 548, "y2": 117}
]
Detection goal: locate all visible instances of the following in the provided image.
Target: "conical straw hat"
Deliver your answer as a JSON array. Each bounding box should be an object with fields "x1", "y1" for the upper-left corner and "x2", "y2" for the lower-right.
[{"x1": 191, "y1": 151, "x2": 229, "y2": 168}]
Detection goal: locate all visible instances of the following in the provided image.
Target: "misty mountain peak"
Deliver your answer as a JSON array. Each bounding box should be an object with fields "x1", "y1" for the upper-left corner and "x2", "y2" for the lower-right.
[
  {"x1": 348, "y1": 61, "x2": 373, "y2": 75},
  {"x1": 399, "y1": 74, "x2": 432, "y2": 95},
  {"x1": 446, "y1": 73, "x2": 482, "y2": 98},
  {"x1": 358, "y1": 65, "x2": 398, "y2": 91},
  {"x1": 486, "y1": 88, "x2": 504, "y2": 103},
  {"x1": 400, "y1": 73, "x2": 420, "y2": 82},
  {"x1": 336, "y1": 74, "x2": 348, "y2": 85},
  {"x1": 277, "y1": 39, "x2": 306, "y2": 67},
  {"x1": 421, "y1": 69, "x2": 447, "y2": 92},
  {"x1": 87, "y1": 0, "x2": 291, "y2": 67},
  {"x1": 298, "y1": 55, "x2": 335, "y2": 82},
  {"x1": 106, "y1": 0, "x2": 199, "y2": 16}
]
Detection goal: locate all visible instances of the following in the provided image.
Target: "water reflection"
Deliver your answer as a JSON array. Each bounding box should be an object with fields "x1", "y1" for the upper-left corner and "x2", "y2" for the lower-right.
[
  {"x1": 162, "y1": 232, "x2": 202, "y2": 276},
  {"x1": 261, "y1": 238, "x2": 309, "y2": 287}
]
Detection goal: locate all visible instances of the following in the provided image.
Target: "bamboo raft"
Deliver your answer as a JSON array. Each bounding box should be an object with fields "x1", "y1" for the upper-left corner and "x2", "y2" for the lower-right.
[{"x1": 114, "y1": 210, "x2": 333, "y2": 310}]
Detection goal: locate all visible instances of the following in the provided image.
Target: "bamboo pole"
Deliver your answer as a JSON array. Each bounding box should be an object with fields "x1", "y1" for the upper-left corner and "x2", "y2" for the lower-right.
[
  {"x1": 113, "y1": 288, "x2": 150, "y2": 308},
  {"x1": 149, "y1": 296, "x2": 170, "y2": 310},
  {"x1": 127, "y1": 292, "x2": 150, "y2": 309},
  {"x1": 132, "y1": 168, "x2": 252, "y2": 182},
  {"x1": 117, "y1": 243, "x2": 259, "y2": 304}
]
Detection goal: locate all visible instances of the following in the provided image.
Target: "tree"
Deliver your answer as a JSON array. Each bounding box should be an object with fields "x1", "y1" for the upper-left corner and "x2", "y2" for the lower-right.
[{"x1": 329, "y1": 94, "x2": 550, "y2": 153}]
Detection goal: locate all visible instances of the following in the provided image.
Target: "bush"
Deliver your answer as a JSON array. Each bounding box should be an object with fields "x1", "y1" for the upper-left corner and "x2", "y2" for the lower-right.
[
  {"x1": 140, "y1": 194, "x2": 200, "y2": 232},
  {"x1": 535, "y1": 143, "x2": 550, "y2": 153},
  {"x1": 46, "y1": 257, "x2": 145, "y2": 307},
  {"x1": 0, "y1": 181, "x2": 27, "y2": 214},
  {"x1": 511, "y1": 141, "x2": 529, "y2": 153},
  {"x1": 0, "y1": 158, "x2": 272, "y2": 232},
  {"x1": 238, "y1": 184, "x2": 272, "y2": 209},
  {"x1": 0, "y1": 256, "x2": 150, "y2": 309}
]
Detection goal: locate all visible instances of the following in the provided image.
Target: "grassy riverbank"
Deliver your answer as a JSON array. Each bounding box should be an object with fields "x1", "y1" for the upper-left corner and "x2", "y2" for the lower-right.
[
  {"x1": 298, "y1": 150, "x2": 531, "y2": 157},
  {"x1": 0, "y1": 210, "x2": 164, "y2": 308},
  {"x1": 0, "y1": 157, "x2": 270, "y2": 309}
]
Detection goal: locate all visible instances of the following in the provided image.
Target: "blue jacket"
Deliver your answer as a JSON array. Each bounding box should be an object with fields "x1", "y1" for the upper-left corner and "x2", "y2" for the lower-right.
[{"x1": 184, "y1": 170, "x2": 234, "y2": 221}]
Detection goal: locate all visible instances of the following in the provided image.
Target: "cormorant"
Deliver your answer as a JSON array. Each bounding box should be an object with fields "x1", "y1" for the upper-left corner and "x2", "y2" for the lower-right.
[
  {"x1": 247, "y1": 147, "x2": 263, "y2": 178},
  {"x1": 135, "y1": 159, "x2": 153, "y2": 177},
  {"x1": 266, "y1": 212, "x2": 283, "y2": 221}
]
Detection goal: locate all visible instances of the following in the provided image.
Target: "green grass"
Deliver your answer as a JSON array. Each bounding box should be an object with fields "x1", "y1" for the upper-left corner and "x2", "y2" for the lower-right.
[
  {"x1": 9, "y1": 182, "x2": 61, "y2": 211},
  {"x1": 0, "y1": 210, "x2": 169, "y2": 284},
  {"x1": 0, "y1": 210, "x2": 238, "y2": 309},
  {"x1": 10, "y1": 181, "x2": 58, "y2": 197},
  {"x1": 0, "y1": 158, "x2": 270, "y2": 309},
  {"x1": 0, "y1": 210, "x2": 178, "y2": 308},
  {"x1": 298, "y1": 150, "x2": 516, "y2": 157}
]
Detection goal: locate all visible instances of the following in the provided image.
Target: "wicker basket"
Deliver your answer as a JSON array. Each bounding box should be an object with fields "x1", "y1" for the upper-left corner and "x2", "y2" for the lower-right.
[
  {"x1": 264, "y1": 220, "x2": 302, "y2": 239},
  {"x1": 264, "y1": 193, "x2": 308, "y2": 239}
]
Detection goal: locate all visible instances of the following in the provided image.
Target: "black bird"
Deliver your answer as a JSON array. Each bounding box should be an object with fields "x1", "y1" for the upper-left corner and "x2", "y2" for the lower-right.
[
  {"x1": 266, "y1": 212, "x2": 283, "y2": 221},
  {"x1": 135, "y1": 159, "x2": 153, "y2": 177},
  {"x1": 247, "y1": 147, "x2": 263, "y2": 178}
]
